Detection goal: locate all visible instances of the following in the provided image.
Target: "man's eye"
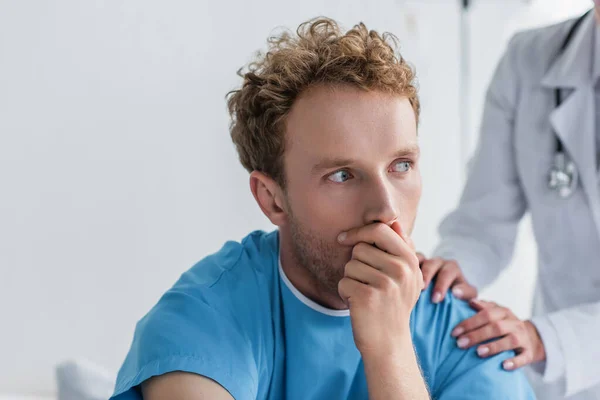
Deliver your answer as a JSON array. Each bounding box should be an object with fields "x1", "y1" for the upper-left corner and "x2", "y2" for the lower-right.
[
  {"x1": 392, "y1": 161, "x2": 412, "y2": 172},
  {"x1": 328, "y1": 170, "x2": 352, "y2": 183}
]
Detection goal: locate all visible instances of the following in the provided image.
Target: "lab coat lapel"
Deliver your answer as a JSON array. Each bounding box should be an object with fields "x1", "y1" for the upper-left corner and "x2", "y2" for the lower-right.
[
  {"x1": 542, "y1": 12, "x2": 600, "y2": 238},
  {"x1": 549, "y1": 88, "x2": 600, "y2": 229}
]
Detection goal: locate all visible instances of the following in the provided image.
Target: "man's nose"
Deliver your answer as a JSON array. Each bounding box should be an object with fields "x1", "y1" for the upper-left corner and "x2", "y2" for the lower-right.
[{"x1": 362, "y1": 178, "x2": 398, "y2": 226}]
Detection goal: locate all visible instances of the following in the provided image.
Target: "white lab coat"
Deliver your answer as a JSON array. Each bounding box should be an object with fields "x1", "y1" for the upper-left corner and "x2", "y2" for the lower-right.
[{"x1": 433, "y1": 11, "x2": 600, "y2": 400}]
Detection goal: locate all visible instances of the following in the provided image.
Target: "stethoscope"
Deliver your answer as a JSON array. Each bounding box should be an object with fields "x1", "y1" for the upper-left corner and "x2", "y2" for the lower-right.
[{"x1": 547, "y1": 10, "x2": 590, "y2": 198}]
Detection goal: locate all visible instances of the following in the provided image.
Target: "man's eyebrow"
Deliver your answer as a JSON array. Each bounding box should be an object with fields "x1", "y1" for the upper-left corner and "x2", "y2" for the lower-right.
[
  {"x1": 311, "y1": 144, "x2": 420, "y2": 174},
  {"x1": 311, "y1": 157, "x2": 355, "y2": 174},
  {"x1": 392, "y1": 144, "x2": 420, "y2": 158}
]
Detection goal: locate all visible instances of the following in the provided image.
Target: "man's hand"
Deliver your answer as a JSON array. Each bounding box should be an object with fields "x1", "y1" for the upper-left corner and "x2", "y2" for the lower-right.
[
  {"x1": 419, "y1": 256, "x2": 478, "y2": 303},
  {"x1": 337, "y1": 221, "x2": 429, "y2": 400},
  {"x1": 337, "y1": 221, "x2": 423, "y2": 357},
  {"x1": 451, "y1": 299, "x2": 546, "y2": 370}
]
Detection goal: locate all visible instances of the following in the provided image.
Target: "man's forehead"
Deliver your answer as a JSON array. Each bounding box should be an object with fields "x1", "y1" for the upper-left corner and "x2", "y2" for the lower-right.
[
  {"x1": 289, "y1": 88, "x2": 414, "y2": 131},
  {"x1": 283, "y1": 85, "x2": 417, "y2": 162}
]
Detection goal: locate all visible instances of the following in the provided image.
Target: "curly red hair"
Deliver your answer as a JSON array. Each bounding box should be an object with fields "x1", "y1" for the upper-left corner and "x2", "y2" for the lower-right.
[{"x1": 227, "y1": 17, "x2": 420, "y2": 187}]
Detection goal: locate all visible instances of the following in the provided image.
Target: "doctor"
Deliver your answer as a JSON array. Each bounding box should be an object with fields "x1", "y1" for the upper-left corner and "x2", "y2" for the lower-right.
[{"x1": 420, "y1": 4, "x2": 600, "y2": 400}]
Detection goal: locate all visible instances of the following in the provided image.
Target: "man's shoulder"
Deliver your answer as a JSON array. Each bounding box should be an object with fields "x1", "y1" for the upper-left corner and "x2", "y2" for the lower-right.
[
  {"x1": 111, "y1": 230, "x2": 280, "y2": 400},
  {"x1": 410, "y1": 284, "x2": 535, "y2": 399},
  {"x1": 409, "y1": 284, "x2": 471, "y2": 376},
  {"x1": 175, "y1": 229, "x2": 279, "y2": 290},
  {"x1": 411, "y1": 283, "x2": 475, "y2": 330},
  {"x1": 141, "y1": 229, "x2": 280, "y2": 340}
]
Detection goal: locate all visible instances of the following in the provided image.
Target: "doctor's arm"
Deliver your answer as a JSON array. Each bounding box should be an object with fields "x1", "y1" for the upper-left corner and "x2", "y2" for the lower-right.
[
  {"x1": 531, "y1": 300, "x2": 600, "y2": 396},
  {"x1": 420, "y1": 32, "x2": 600, "y2": 397},
  {"x1": 422, "y1": 33, "x2": 528, "y2": 302}
]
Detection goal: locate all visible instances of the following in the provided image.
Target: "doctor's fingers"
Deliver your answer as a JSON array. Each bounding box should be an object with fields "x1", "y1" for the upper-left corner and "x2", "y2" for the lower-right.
[
  {"x1": 450, "y1": 282, "x2": 478, "y2": 301},
  {"x1": 502, "y1": 349, "x2": 536, "y2": 371},
  {"x1": 475, "y1": 332, "x2": 525, "y2": 359},
  {"x1": 455, "y1": 319, "x2": 522, "y2": 349},
  {"x1": 451, "y1": 304, "x2": 513, "y2": 337},
  {"x1": 420, "y1": 257, "x2": 445, "y2": 289},
  {"x1": 431, "y1": 261, "x2": 476, "y2": 303}
]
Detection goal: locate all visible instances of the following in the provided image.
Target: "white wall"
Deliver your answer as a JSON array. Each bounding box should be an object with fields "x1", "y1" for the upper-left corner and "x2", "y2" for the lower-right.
[
  {"x1": 0, "y1": 1, "x2": 462, "y2": 394},
  {"x1": 0, "y1": 0, "x2": 592, "y2": 395}
]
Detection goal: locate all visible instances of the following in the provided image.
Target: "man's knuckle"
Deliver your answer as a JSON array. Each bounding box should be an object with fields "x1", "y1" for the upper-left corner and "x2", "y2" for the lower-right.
[
  {"x1": 361, "y1": 286, "x2": 375, "y2": 302},
  {"x1": 352, "y1": 243, "x2": 367, "y2": 257},
  {"x1": 408, "y1": 252, "x2": 420, "y2": 267},
  {"x1": 381, "y1": 275, "x2": 397, "y2": 292},
  {"x1": 344, "y1": 259, "x2": 357, "y2": 274},
  {"x1": 343, "y1": 260, "x2": 353, "y2": 273},
  {"x1": 337, "y1": 278, "x2": 349, "y2": 294}
]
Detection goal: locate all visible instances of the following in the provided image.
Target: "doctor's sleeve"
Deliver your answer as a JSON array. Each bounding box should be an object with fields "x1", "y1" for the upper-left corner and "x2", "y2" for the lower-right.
[
  {"x1": 530, "y1": 301, "x2": 600, "y2": 397},
  {"x1": 432, "y1": 33, "x2": 528, "y2": 290}
]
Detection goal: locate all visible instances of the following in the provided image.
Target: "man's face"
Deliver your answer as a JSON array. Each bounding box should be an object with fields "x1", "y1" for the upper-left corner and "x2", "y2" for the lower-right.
[{"x1": 281, "y1": 85, "x2": 422, "y2": 294}]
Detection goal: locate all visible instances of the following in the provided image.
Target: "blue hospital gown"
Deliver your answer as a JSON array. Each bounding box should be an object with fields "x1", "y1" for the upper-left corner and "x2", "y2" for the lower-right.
[{"x1": 111, "y1": 230, "x2": 536, "y2": 399}]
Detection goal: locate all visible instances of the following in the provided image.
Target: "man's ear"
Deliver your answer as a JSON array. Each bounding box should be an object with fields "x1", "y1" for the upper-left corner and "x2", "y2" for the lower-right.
[{"x1": 249, "y1": 171, "x2": 287, "y2": 226}]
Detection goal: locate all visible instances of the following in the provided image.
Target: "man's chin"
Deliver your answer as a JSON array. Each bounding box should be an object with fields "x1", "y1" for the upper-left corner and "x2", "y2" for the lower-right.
[{"x1": 313, "y1": 270, "x2": 345, "y2": 295}]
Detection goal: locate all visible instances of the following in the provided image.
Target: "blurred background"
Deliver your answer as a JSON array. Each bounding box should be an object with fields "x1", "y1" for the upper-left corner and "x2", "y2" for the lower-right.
[{"x1": 0, "y1": 0, "x2": 593, "y2": 397}]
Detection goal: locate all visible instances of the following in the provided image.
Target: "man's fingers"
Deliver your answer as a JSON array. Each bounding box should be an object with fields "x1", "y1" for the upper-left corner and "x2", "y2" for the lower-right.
[
  {"x1": 350, "y1": 243, "x2": 410, "y2": 282},
  {"x1": 420, "y1": 258, "x2": 444, "y2": 289},
  {"x1": 390, "y1": 220, "x2": 405, "y2": 241},
  {"x1": 451, "y1": 305, "x2": 508, "y2": 337},
  {"x1": 390, "y1": 220, "x2": 416, "y2": 251},
  {"x1": 451, "y1": 282, "x2": 478, "y2": 300},
  {"x1": 344, "y1": 259, "x2": 381, "y2": 284},
  {"x1": 338, "y1": 223, "x2": 409, "y2": 257},
  {"x1": 416, "y1": 252, "x2": 426, "y2": 264},
  {"x1": 503, "y1": 350, "x2": 533, "y2": 371},
  {"x1": 338, "y1": 276, "x2": 366, "y2": 306},
  {"x1": 431, "y1": 262, "x2": 461, "y2": 303}
]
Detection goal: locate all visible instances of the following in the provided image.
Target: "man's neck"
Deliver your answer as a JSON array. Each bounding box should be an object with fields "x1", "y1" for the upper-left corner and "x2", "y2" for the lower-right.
[{"x1": 278, "y1": 229, "x2": 348, "y2": 310}]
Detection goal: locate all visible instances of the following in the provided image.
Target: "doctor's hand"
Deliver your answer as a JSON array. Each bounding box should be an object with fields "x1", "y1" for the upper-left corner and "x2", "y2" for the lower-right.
[
  {"x1": 337, "y1": 221, "x2": 424, "y2": 358},
  {"x1": 419, "y1": 256, "x2": 478, "y2": 303},
  {"x1": 451, "y1": 299, "x2": 546, "y2": 370}
]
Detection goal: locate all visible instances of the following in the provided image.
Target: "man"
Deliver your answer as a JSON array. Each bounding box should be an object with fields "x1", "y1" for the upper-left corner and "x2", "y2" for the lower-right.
[
  {"x1": 110, "y1": 18, "x2": 535, "y2": 399},
  {"x1": 420, "y1": 4, "x2": 600, "y2": 400}
]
